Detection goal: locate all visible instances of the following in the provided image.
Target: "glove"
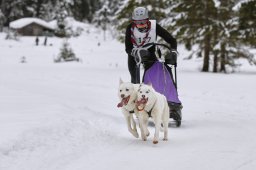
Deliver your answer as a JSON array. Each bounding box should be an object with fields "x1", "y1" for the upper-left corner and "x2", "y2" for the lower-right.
[
  {"x1": 131, "y1": 48, "x2": 151, "y2": 64},
  {"x1": 165, "y1": 49, "x2": 178, "y2": 65},
  {"x1": 170, "y1": 49, "x2": 178, "y2": 58}
]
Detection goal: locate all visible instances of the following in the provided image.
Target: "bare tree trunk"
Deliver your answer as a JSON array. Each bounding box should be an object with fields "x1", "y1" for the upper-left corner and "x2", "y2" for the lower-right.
[
  {"x1": 213, "y1": 51, "x2": 218, "y2": 72},
  {"x1": 213, "y1": 29, "x2": 218, "y2": 72},
  {"x1": 202, "y1": 34, "x2": 211, "y2": 72},
  {"x1": 220, "y1": 43, "x2": 226, "y2": 73},
  {"x1": 212, "y1": 6, "x2": 218, "y2": 73}
]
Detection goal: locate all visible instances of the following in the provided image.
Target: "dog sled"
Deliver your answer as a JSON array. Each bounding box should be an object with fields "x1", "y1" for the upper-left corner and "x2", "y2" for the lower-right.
[{"x1": 134, "y1": 43, "x2": 182, "y2": 127}]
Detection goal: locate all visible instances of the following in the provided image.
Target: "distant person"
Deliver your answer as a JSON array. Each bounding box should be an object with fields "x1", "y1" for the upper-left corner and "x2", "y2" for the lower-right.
[
  {"x1": 35, "y1": 37, "x2": 39, "y2": 46},
  {"x1": 44, "y1": 36, "x2": 47, "y2": 46}
]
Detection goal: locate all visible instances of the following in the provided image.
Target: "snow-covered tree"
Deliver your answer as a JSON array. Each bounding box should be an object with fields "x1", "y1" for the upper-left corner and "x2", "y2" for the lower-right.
[
  {"x1": 212, "y1": 0, "x2": 256, "y2": 73},
  {"x1": 140, "y1": 0, "x2": 166, "y2": 21},
  {"x1": 55, "y1": 39, "x2": 79, "y2": 62},
  {"x1": 168, "y1": 0, "x2": 255, "y2": 73},
  {"x1": 0, "y1": 0, "x2": 101, "y2": 25},
  {"x1": 93, "y1": 0, "x2": 124, "y2": 38},
  {"x1": 238, "y1": 0, "x2": 256, "y2": 47},
  {"x1": 114, "y1": 0, "x2": 136, "y2": 42},
  {"x1": 23, "y1": 0, "x2": 56, "y2": 21},
  {"x1": 68, "y1": 0, "x2": 100, "y2": 22},
  {"x1": 1, "y1": 0, "x2": 25, "y2": 24},
  {"x1": 0, "y1": 9, "x2": 5, "y2": 31},
  {"x1": 55, "y1": 0, "x2": 68, "y2": 37},
  {"x1": 94, "y1": 3, "x2": 110, "y2": 40},
  {"x1": 169, "y1": 0, "x2": 217, "y2": 72}
]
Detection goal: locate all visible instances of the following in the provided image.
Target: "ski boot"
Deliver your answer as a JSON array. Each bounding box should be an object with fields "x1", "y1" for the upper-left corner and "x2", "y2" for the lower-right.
[{"x1": 168, "y1": 102, "x2": 183, "y2": 127}]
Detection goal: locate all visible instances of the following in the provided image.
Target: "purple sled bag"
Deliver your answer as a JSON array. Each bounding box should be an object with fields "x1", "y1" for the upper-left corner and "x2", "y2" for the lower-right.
[{"x1": 143, "y1": 61, "x2": 181, "y2": 104}]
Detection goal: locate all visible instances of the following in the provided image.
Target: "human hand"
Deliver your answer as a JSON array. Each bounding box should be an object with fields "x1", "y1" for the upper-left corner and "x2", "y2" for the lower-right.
[
  {"x1": 170, "y1": 49, "x2": 178, "y2": 58},
  {"x1": 131, "y1": 48, "x2": 139, "y2": 57}
]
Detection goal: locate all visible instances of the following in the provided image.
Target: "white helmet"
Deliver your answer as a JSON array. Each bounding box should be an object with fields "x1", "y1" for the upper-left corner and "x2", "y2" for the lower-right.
[{"x1": 132, "y1": 7, "x2": 148, "y2": 20}]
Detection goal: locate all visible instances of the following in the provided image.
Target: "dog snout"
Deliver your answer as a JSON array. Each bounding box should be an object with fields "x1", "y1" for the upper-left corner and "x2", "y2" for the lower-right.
[
  {"x1": 121, "y1": 94, "x2": 125, "y2": 98},
  {"x1": 142, "y1": 95, "x2": 145, "y2": 98}
]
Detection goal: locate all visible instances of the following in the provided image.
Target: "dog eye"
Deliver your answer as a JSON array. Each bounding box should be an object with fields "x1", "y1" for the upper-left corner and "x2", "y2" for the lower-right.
[
  {"x1": 146, "y1": 90, "x2": 149, "y2": 93},
  {"x1": 140, "y1": 91, "x2": 142, "y2": 93},
  {"x1": 120, "y1": 90, "x2": 122, "y2": 92},
  {"x1": 126, "y1": 88, "x2": 129, "y2": 91}
]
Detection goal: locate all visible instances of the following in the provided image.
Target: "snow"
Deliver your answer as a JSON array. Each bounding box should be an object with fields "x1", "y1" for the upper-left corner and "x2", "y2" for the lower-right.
[
  {"x1": 233, "y1": 0, "x2": 254, "y2": 10},
  {"x1": 9, "y1": 18, "x2": 55, "y2": 30},
  {"x1": 49, "y1": 17, "x2": 90, "y2": 31},
  {"x1": 213, "y1": 0, "x2": 220, "y2": 7},
  {"x1": 0, "y1": 24, "x2": 256, "y2": 170}
]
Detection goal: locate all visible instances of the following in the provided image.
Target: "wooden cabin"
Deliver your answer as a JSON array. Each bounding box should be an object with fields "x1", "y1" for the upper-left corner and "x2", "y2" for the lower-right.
[{"x1": 9, "y1": 18, "x2": 55, "y2": 36}]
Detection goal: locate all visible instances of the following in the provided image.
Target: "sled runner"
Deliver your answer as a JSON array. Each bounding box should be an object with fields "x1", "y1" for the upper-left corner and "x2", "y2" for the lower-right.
[{"x1": 134, "y1": 43, "x2": 182, "y2": 127}]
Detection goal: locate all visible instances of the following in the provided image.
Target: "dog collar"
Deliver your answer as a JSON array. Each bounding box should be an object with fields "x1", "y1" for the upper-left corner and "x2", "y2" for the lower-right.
[{"x1": 138, "y1": 98, "x2": 157, "y2": 117}]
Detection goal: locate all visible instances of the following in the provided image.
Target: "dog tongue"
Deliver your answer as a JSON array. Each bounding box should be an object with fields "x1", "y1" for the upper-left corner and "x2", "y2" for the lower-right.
[
  {"x1": 137, "y1": 98, "x2": 147, "y2": 105},
  {"x1": 117, "y1": 102, "x2": 123, "y2": 108},
  {"x1": 117, "y1": 96, "x2": 130, "y2": 108}
]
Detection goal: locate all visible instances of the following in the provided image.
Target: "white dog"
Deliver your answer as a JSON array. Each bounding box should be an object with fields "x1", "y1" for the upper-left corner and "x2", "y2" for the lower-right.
[
  {"x1": 117, "y1": 79, "x2": 140, "y2": 138},
  {"x1": 136, "y1": 84, "x2": 170, "y2": 144}
]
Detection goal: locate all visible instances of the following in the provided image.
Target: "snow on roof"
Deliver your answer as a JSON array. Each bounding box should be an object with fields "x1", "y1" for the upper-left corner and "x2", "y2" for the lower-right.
[{"x1": 9, "y1": 18, "x2": 55, "y2": 30}]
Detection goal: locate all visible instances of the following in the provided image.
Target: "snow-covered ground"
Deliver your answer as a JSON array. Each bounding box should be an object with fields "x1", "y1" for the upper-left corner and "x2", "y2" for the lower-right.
[{"x1": 0, "y1": 25, "x2": 256, "y2": 170}]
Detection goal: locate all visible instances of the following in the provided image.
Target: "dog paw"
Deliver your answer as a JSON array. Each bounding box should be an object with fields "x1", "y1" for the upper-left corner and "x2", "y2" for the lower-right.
[
  {"x1": 133, "y1": 132, "x2": 139, "y2": 138},
  {"x1": 142, "y1": 136, "x2": 147, "y2": 141},
  {"x1": 153, "y1": 140, "x2": 158, "y2": 144},
  {"x1": 163, "y1": 138, "x2": 168, "y2": 141},
  {"x1": 146, "y1": 131, "x2": 150, "y2": 137}
]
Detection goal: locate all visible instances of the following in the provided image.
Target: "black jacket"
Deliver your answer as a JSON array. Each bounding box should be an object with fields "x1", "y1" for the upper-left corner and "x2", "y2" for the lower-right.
[{"x1": 125, "y1": 22, "x2": 177, "y2": 56}]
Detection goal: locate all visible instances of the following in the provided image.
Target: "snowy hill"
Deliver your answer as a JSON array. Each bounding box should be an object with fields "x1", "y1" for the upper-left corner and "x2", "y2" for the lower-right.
[{"x1": 0, "y1": 25, "x2": 256, "y2": 170}]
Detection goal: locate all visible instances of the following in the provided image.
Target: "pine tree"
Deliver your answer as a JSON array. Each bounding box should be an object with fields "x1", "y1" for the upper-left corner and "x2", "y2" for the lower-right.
[
  {"x1": 93, "y1": 2, "x2": 111, "y2": 40},
  {"x1": 139, "y1": 0, "x2": 166, "y2": 21},
  {"x1": 115, "y1": 0, "x2": 138, "y2": 42},
  {"x1": 23, "y1": 0, "x2": 45, "y2": 18},
  {"x1": 238, "y1": 0, "x2": 256, "y2": 47},
  {"x1": 1, "y1": 0, "x2": 25, "y2": 24},
  {"x1": 55, "y1": 39, "x2": 78, "y2": 62},
  {"x1": 214, "y1": 0, "x2": 255, "y2": 73},
  {"x1": 170, "y1": 0, "x2": 216, "y2": 72},
  {"x1": 68, "y1": 0, "x2": 100, "y2": 22},
  {"x1": 55, "y1": 0, "x2": 68, "y2": 37},
  {"x1": 169, "y1": 0, "x2": 255, "y2": 73},
  {"x1": 41, "y1": 0, "x2": 57, "y2": 21},
  {"x1": 0, "y1": 9, "x2": 5, "y2": 31},
  {"x1": 94, "y1": 0, "x2": 124, "y2": 38},
  {"x1": 23, "y1": 0, "x2": 56, "y2": 21}
]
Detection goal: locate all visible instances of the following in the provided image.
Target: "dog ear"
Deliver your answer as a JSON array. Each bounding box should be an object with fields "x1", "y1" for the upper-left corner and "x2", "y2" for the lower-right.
[
  {"x1": 119, "y1": 78, "x2": 123, "y2": 85},
  {"x1": 138, "y1": 84, "x2": 142, "y2": 91}
]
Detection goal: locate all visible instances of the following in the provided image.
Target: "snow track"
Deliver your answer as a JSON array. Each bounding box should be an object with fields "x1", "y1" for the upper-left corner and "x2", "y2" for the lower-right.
[{"x1": 1, "y1": 32, "x2": 256, "y2": 170}]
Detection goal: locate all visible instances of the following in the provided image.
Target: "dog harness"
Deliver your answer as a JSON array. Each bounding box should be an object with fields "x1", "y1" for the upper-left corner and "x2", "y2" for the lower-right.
[
  {"x1": 123, "y1": 100, "x2": 136, "y2": 114},
  {"x1": 137, "y1": 99, "x2": 157, "y2": 117}
]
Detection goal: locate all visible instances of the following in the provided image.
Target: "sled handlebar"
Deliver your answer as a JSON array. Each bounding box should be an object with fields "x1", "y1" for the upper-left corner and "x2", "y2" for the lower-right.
[{"x1": 142, "y1": 43, "x2": 172, "y2": 50}]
